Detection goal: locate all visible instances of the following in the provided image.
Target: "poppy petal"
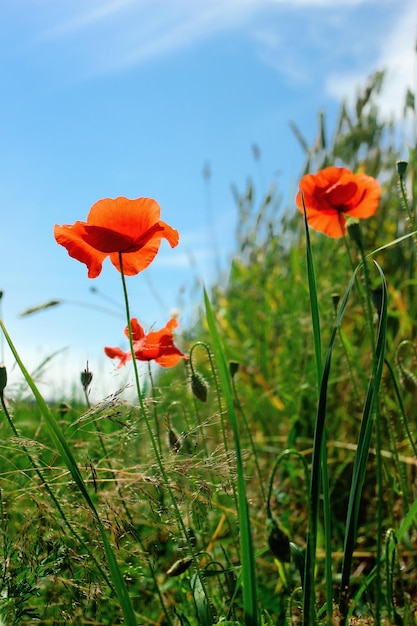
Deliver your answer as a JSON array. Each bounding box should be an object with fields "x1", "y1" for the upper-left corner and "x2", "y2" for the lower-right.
[
  {"x1": 344, "y1": 174, "x2": 380, "y2": 218},
  {"x1": 155, "y1": 351, "x2": 185, "y2": 368},
  {"x1": 307, "y1": 210, "x2": 347, "y2": 238},
  {"x1": 88, "y1": 197, "x2": 161, "y2": 238},
  {"x1": 54, "y1": 223, "x2": 107, "y2": 278},
  {"x1": 124, "y1": 318, "x2": 146, "y2": 342},
  {"x1": 82, "y1": 224, "x2": 139, "y2": 253},
  {"x1": 110, "y1": 221, "x2": 179, "y2": 276},
  {"x1": 104, "y1": 346, "x2": 132, "y2": 368},
  {"x1": 111, "y1": 239, "x2": 161, "y2": 276}
]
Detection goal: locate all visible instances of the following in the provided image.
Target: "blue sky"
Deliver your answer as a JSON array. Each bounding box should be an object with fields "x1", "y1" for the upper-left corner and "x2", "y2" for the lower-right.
[{"x1": 1, "y1": 0, "x2": 416, "y2": 400}]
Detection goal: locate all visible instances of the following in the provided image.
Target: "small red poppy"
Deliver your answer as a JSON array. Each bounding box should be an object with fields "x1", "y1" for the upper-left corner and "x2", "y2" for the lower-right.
[{"x1": 104, "y1": 318, "x2": 186, "y2": 368}]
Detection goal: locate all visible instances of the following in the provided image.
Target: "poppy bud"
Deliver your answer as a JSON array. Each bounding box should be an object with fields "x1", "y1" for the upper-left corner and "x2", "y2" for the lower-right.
[
  {"x1": 266, "y1": 516, "x2": 291, "y2": 563},
  {"x1": 0, "y1": 366, "x2": 7, "y2": 395},
  {"x1": 166, "y1": 556, "x2": 193, "y2": 577},
  {"x1": 331, "y1": 293, "x2": 340, "y2": 313},
  {"x1": 190, "y1": 371, "x2": 208, "y2": 403},
  {"x1": 229, "y1": 361, "x2": 239, "y2": 379},
  {"x1": 397, "y1": 160, "x2": 408, "y2": 178},
  {"x1": 346, "y1": 218, "x2": 362, "y2": 248}
]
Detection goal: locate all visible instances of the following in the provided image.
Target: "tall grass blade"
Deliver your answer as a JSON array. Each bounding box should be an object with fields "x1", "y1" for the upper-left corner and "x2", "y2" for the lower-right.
[
  {"x1": 302, "y1": 256, "x2": 384, "y2": 624},
  {"x1": 0, "y1": 320, "x2": 138, "y2": 626},
  {"x1": 301, "y1": 195, "x2": 332, "y2": 624},
  {"x1": 191, "y1": 572, "x2": 214, "y2": 626},
  {"x1": 204, "y1": 288, "x2": 258, "y2": 626},
  {"x1": 339, "y1": 263, "x2": 387, "y2": 620}
]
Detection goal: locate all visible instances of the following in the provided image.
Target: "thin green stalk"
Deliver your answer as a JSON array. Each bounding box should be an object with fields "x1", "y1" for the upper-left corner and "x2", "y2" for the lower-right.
[
  {"x1": 301, "y1": 196, "x2": 332, "y2": 624},
  {"x1": 118, "y1": 253, "x2": 192, "y2": 539},
  {"x1": 231, "y1": 372, "x2": 266, "y2": 504},
  {"x1": 385, "y1": 529, "x2": 398, "y2": 624},
  {"x1": 354, "y1": 231, "x2": 381, "y2": 621},
  {"x1": 339, "y1": 263, "x2": 387, "y2": 622},
  {"x1": 190, "y1": 342, "x2": 238, "y2": 507},
  {"x1": 147, "y1": 362, "x2": 163, "y2": 456},
  {"x1": 398, "y1": 164, "x2": 417, "y2": 231},
  {"x1": 384, "y1": 357, "x2": 417, "y2": 459},
  {"x1": 204, "y1": 288, "x2": 258, "y2": 626},
  {"x1": 118, "y1": 254, "x2": 210, "y2": 625},
  {"x1": 81, "y1": 365, "x2": 171, "y2": 621}
]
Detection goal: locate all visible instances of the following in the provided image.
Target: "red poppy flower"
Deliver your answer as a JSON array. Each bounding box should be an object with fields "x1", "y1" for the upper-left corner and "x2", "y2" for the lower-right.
[
  {"x1": 54, "y1": 197, "x2": 179, "y2": 278},
  {"x1": 104, "y1": 318, "x2": 186, "y2": 368},
  {"x1": 296, "y1": 167, "x2": 380, "y2": 238}
]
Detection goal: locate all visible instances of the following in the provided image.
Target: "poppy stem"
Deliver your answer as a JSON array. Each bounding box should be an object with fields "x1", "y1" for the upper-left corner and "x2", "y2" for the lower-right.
[
  {"x1": 117, "y1": 253, "x2": 208, "y2": 624},
  {"x1": 147, "y1": 361, "x2": 163, "y2": 456}
]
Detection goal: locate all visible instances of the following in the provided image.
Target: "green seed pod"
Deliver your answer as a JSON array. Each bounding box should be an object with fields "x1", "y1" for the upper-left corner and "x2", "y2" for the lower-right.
[
  {"x1": 266, "y1": 516, "x2": 291, "y2": 563},
  {"x1": 331, "y1": 293, "x2": 340, "y2": 313},
  {"x1": 81, "y1": 367, "x2": 93, "y2": 390},
  {"x1": 229, "y1": 361, "x2": 239, "y2": 378},
  {"x1": 191, "y1": 371, "x2": 208, "y2": 403},
  {"x1": 397, "y1": 160, "x2": 408, "y2": 178},
  {"x1": 0, "y1": 366, "x2": 7, "y2": 395}
]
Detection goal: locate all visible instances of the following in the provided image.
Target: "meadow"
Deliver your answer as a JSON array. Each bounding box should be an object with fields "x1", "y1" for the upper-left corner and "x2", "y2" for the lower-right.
[{"x1": 1, "y1": 71, "x2": 417, "y2": 625}]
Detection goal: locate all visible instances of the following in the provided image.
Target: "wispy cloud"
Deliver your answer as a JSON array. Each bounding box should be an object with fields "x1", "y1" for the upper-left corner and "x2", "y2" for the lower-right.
[
  {"x1": 40, "y1": 0, "x2": 137, "y2": 38},
  {"x1": 15, "y1": 0, "x2": 415, "y2": 118},
  {"x1": 32, "y1": 0, "x2": 374, "y2": 77},
  {"x1": 37, "y1": 0, "x2": 262, "y2": 73}
]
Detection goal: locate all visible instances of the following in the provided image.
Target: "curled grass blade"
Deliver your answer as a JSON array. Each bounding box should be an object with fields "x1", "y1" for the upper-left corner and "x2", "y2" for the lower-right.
[
  {"x1": 204, "y1": 288, "x2": 258, "y2": 626},
  {"x1": 0, "y1": 320, "x2": 138, "y2": 626}
]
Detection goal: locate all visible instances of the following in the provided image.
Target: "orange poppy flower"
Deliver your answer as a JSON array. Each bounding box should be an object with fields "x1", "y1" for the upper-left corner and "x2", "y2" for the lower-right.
[
  {"x1": 104, "y1": 317, "x2": 186, "y2": 368},
  {"x1": 296, "y1": 166, "x2": 380, "y2": 238},
  {"x1": 54, "y1": 197, "x2": 179, "y2": 278}
]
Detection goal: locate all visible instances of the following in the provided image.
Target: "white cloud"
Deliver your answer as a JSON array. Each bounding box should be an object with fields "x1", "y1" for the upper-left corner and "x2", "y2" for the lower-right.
[{"x1": 326, "y1": 0, "x2": 417, "y2": 119}]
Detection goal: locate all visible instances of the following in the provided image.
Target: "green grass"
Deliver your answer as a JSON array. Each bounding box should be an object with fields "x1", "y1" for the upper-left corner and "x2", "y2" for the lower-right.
[{"x1": 1, "y1": 71, "x2": 417, "y2": 625}]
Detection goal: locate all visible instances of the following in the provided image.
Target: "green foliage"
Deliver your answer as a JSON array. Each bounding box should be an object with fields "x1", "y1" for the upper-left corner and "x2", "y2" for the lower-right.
[{"x1": 1, "y1": 69, "x2": 417, "y2": 625}]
